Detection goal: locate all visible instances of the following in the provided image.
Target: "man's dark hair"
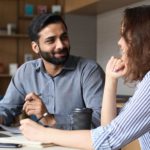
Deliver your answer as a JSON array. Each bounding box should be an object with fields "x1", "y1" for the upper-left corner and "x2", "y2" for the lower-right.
[{"x1": 28, "y1": 13, "x2": 67, "y2": 41}]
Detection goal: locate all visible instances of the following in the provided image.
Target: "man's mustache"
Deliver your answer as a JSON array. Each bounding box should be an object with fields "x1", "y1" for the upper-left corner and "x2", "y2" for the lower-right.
[{"x1": 52, "y1": 48, "x2": 69, "y2": 55}]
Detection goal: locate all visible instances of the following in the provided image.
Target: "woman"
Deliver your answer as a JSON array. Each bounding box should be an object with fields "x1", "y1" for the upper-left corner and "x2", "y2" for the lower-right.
[{"x1": 20, "y1": 5, "x2": 150, "y2": 150}]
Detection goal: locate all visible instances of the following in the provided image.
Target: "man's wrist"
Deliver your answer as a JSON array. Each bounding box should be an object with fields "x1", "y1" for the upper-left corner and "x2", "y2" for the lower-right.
[
  {"x1": 46, "y1": 114, "x2": 56, "y2": 126},
  {"x1": 40, "y1": 113, "x2": 56, "y2": 127}
]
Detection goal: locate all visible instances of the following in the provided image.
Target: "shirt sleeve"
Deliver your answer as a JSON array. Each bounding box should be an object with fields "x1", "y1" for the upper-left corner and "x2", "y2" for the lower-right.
[
  {"x1": 91, "y1": 73, "x2": 150, "y2": 149},
  {"x1": 0, "y1": 70, "x2": 25, "y2": 125},
  {"x1": 54, "y1": 62, "x2": 105, "y2": 129},
  {"x1": 82, "y1": 62, "x2": 105, "y2": 127}
]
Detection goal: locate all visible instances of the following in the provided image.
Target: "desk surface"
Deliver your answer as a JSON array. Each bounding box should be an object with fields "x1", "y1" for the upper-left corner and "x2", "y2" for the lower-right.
[
  {"x1": 0, "y1": 131, "x2": 79, "y2": 150},
  {"x1": 0, "y1": 146, "x2": 79, "y2": 150},
  {"x1": 0, "y1": 146, "x2": 77, "y2": 150}
]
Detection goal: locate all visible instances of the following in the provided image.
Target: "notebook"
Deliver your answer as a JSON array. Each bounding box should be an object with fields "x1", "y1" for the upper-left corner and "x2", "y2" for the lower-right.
[
  {"x1": 0, "y1": 132, "x2": 54, "y2": 148},
  {"x1": 0, "y1": 124, "x2": 20, "y2": 134},
  {"x1": 0, "y1": 132, "x2": 10, "y2": 137}
]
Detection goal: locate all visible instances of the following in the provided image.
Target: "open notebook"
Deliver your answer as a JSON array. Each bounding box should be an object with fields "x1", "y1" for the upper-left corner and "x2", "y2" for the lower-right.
[
  {"x1": 0, "y1": 131, "x2": 54, "y2": 148},
  {"x1": 0, "y1": 124, "x2": 55, "y2": 148},
  {"x1": 0, "y1": 124, "x2": 21, "y2": 134}
]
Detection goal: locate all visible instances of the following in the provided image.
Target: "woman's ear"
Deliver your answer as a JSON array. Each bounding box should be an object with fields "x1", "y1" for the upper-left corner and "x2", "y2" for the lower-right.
[{"x1": 31, "y1": 41, "x2": 39, "y2": 54}]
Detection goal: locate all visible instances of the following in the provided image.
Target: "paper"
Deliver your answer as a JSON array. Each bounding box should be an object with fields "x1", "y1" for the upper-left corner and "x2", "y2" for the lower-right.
[
  {"x1": 0, "y1": 124, "x2": 21, "y2": 134},
  {"x1": 0, "y1": 125, "x2": 54, "y2": 148},
  {"x1": 0, "y1": 134, "x2": 54, "y2": 148}
]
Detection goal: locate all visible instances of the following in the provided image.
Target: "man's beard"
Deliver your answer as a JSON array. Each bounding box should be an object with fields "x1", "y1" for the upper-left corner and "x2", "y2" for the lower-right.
[{"x1": 38, "y1": 46, "x2": 70, "y2": 65}]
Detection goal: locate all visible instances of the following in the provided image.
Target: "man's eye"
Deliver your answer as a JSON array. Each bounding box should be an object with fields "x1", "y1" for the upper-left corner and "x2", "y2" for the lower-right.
[
  {"x1": 61, "y1": 34, "x2": 68, "y2": 40},
  {"x1": 46, "y1": 39, "x2": 55, "y2": 44}
]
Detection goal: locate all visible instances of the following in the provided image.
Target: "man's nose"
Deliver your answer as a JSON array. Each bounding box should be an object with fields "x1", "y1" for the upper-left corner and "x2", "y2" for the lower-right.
[{"x1": 56, "y1": 39, "x2": 64, "y2": 49}]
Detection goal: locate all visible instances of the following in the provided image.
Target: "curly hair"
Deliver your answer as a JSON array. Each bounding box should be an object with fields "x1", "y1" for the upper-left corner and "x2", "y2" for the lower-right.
[{"x1": 121, "y1": 5, "x2": 150, "y2": 82}]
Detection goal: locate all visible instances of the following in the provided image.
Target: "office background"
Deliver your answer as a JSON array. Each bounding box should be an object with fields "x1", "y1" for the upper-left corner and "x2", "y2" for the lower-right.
[
  {"x1": 65, "y1": 0, "x2": 149, "y2": 95},
  {"x1": 0, "y1": 0, "x2": 149, "y2": 96}
]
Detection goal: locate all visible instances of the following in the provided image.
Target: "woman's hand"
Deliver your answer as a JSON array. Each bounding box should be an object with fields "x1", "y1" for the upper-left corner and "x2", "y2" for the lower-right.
[
  {"x1": 101, "y1": 56, "x2": 127, "y2": 126},
  {"x1": 106, "y1": 56, "x2": 127, "y2": 79},
  {"x1": 20, "y1": 119, "x2": 51, "y2": 143},
  {"x1": 20, "y1": 119, "x2": 93, "y2": 150}
]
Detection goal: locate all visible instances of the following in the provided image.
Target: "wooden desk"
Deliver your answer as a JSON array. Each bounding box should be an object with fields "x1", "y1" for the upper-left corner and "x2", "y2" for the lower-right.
[{"x1": 122, "y1": 140, "x2": 141, "y2": 150}]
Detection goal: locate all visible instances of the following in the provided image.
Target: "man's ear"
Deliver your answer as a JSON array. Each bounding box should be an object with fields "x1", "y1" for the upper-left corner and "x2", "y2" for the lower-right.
[{"x1": 31, "y1": 41, "x2": 39, "y2": 54}]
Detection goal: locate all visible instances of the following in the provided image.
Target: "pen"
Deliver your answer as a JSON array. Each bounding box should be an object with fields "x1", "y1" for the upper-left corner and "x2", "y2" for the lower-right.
[
  {"x1": 0, "y1": 143, "x2": 22, "y2": 148},
  {"x1": 36, "y1": 112, "x2": 48, "y2": 122}
]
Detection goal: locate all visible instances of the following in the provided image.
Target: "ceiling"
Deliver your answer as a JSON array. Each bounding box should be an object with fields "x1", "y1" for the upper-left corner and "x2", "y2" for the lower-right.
[{"x1": 65, "y1": 0, "x2": 144, "y2": 15}]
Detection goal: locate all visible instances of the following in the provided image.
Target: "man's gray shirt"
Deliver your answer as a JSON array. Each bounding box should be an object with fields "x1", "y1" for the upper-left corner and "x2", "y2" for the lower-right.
[{"x1": 0, "y1": 55, "x2": 105, "y2": 127}]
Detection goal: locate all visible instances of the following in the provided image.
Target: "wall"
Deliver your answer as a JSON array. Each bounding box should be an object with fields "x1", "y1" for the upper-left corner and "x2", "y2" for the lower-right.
[
  {"x1": 65, "y1": 14, "x2": 97, "y2": 60},
  {"x1": 97, "y1": 0, "x2": 150, "y2": 95},
  {"x1": 63, "y1": 0, "x2": 149, "y2": 95}
]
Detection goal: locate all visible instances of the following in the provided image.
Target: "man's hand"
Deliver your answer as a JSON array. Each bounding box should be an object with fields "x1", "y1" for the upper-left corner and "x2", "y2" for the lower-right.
[
  {"x1": 23, "y1": 92, "x2": 56, "y2": 126},
  {"x1": 23, "y1": 92, "x2": 47, "y2": 119}
]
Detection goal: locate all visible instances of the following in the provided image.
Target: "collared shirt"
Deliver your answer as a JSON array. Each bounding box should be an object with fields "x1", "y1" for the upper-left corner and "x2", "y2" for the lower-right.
[
  {"x1": 0, "y1": 55, "x2": 105, "y2": 128},
  {"x1": 91, "y1": 71, "x2": 150, "y2": 150}
]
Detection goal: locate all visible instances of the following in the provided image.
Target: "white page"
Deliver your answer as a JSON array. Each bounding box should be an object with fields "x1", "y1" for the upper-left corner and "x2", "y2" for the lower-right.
[
  {"x1": 0, "y1": 124, "x2": 21, "y2": 134},
  {"x1": 0, "y1": 134, "x2": 53, "y2": 148}
]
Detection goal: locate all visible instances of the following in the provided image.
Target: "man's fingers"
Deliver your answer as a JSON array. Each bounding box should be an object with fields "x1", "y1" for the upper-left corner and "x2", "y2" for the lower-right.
[
  {"x1": 25, "y1": 92, "x2": 40, "y2": 101},
  {"x1": 23, "y1": 100, "x2": 32, "y2": 111}
]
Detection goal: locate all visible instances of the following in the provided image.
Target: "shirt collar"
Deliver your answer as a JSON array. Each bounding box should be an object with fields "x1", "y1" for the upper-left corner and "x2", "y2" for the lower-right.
[
  {"x1": 35, "y1": 59, "x2": 45, "y2": 72},
  {"x1": 63, "y1": 55, "x2": 77, "y2": 70}
]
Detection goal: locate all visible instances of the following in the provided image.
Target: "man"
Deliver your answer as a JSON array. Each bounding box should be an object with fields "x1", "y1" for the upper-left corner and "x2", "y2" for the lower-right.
[{"x1": 0, "y1": 14, "x2": 105, "y2": 128}]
